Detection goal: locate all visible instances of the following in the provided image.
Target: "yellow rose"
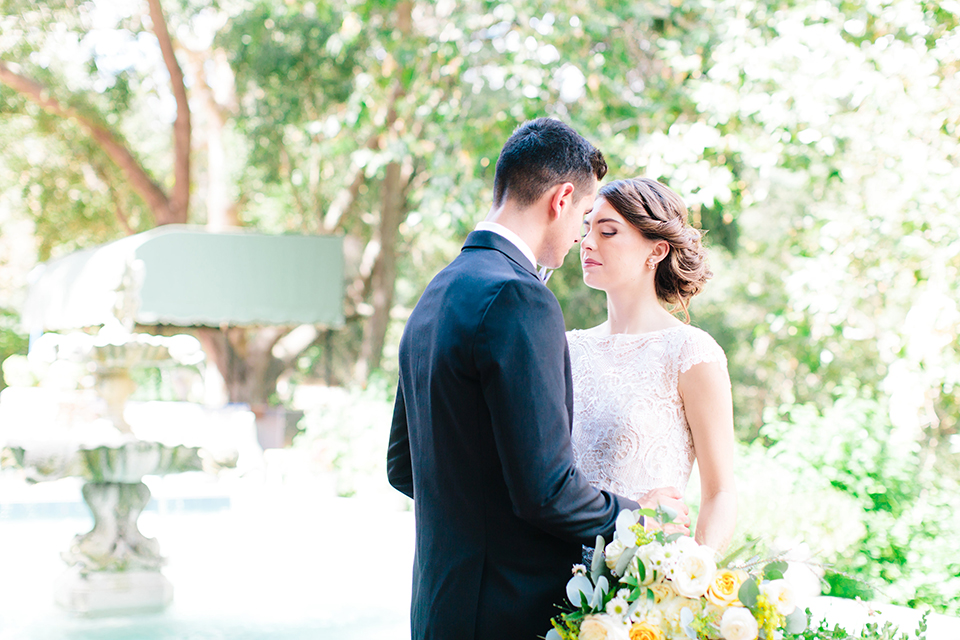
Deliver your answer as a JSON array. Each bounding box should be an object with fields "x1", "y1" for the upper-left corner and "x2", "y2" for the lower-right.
[
  {"x1": 706, "y1": 569, "x2": 748, "y2": 607},
  {"x1": 628, "y1": 620, "x2": 664, "y2": 640},
  {"x1": 647, "y1": 581, "x2": 676, "y2": 604}
]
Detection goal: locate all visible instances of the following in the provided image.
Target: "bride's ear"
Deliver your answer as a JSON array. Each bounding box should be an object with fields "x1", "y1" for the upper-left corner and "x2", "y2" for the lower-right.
[{"x1": 650, "y1": 240, "x2": 670, "y2": 263}]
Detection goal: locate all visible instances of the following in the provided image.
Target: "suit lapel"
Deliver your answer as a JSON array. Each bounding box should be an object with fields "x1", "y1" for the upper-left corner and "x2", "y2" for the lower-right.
[{"x1": 462, "y1": 230, "x2": 541, "y2": 281}]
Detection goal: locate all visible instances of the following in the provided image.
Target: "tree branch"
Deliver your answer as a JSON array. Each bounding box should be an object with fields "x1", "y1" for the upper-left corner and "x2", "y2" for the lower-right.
[
  {"x1": 322, "y1": 131, "x2": 380, "y2": 233},
  {"x1": 106, "y1": 182, "x2": 135, "y2": 235},
  {"x1": 0, "y1": 59, "x2": 175, "y2": 225},
  {"x1": 278, "y1": 140, "x2": 309, "y2": 225},
  {"x1": 147, "y1": 0, "x2": 191, "y2": 223}
]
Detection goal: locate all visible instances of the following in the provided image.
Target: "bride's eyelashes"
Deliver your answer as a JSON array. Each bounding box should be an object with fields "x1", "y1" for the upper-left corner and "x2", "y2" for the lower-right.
[{"x1": 580, "y1": 223, "x2": 616, "y2": 238}]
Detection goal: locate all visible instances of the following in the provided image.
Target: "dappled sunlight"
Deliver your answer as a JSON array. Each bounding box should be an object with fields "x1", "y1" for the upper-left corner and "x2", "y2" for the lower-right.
[{"x1": 1, "y1": 0, "x2": 958, "y2": 634}]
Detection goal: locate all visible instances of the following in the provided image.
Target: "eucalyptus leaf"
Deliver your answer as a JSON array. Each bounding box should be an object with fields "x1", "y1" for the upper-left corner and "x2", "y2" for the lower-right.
[
  {"x1": 545, "y1": 629, "x2": 562, "y2": 640},
  {"x1": 738, "y1": 578, "x2": 760, "y2": 609},
  {"x1": 591, "y1": 537, "x2": 605, "y2": 573},
  {"x1": 680, "y1": 607, "x2": 697, "y2": 639},
  {"x1": 659, "y1": 504, "x2": 678, "y2": 522},
  {"x1": 591, "y1": 575, "x2": 610, "y2": 609},
  {"x1": 615, "y1": 545, "x2": 638, "y2": 577},
  {"x1": 566, "y1": 575, "x2": 594, "y2": 608},
  {"x1": 596, "y1": 574, "x2": 609, "y2": 594},
  {"x1": 785, "y1": 607, "x2": 808, "y2": 633},
  {"x1": 665, "y1": 532, "x2": 684, "y2": 543},
  {"x1": 764, "y1": 560, "x2": 789, "y2": 581}
]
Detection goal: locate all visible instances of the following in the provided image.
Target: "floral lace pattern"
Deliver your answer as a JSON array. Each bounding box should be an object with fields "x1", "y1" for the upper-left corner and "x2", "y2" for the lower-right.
[{"x1": 567, "y1": 325, "x2": 727, "y2": 502}]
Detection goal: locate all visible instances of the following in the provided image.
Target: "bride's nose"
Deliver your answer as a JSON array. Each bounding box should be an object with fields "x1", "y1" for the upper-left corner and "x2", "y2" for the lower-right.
[{"x1": 580, "y1": 229, "x2": 596, "y2": 250}]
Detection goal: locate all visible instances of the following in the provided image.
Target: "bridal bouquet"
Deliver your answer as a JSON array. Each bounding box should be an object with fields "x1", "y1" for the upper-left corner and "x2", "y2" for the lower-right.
[{"x1": 546, "y1": 508, "x2": 808, "y2": 640}]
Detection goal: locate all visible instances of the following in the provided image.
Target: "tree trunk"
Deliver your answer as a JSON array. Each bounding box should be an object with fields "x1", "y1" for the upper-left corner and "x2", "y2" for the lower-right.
[
  {"x1": 355, "y1": 160, "x2": 406, "y2": 381},
  {"x1": 186, "y1": 48, "x2": 239, "y2": 230},
  {"x1": 148, "y1": 0, "x2": 191, "y2": 223},
  {"x1": 195, "y1": 327, "x2": 287, "y2": 405}
]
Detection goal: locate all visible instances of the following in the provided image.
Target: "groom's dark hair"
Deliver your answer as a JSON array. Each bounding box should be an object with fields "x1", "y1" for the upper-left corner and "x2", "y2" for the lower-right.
[{"x1": 492, "y1": 117, "x2": 607, "y2": 208}]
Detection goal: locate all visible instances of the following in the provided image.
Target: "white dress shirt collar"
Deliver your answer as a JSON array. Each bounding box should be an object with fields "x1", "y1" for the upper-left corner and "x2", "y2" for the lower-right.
[{"x1": 475, "y1": 221, "x2": 538, "y2": 272}]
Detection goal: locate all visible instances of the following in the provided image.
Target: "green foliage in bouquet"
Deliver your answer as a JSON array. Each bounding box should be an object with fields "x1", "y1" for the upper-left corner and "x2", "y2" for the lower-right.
[
  {"x1": 546, "y1": 508, "x2": 808, "y2": 640},
  {"x1": 783, "y1": 609, "x2": 927, "y2": 640}
]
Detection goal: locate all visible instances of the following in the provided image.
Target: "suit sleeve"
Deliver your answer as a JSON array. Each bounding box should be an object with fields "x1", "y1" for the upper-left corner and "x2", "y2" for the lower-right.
[
  {"x1": 475, "y1": 279, "x2": 639, "y2": 544},
  {"x1": 387, "y1": 376, "x2": 414, "y2": 499}
]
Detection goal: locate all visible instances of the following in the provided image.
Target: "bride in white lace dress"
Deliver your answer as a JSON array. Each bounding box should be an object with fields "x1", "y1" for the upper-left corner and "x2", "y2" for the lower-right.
[{"x1": 569, "y1": 177, "x2": 737, "y2": 551}]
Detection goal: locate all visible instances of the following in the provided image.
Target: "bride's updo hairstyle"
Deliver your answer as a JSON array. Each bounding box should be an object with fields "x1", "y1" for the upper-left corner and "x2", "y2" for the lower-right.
[{"x1": 597, "y1": 177, "x2": 712, "y2": 322}]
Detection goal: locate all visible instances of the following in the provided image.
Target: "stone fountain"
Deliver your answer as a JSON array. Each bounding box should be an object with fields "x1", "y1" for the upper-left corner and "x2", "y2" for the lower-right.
[{"x1": 0, "y1": 265, "x2": 232, "y2": 614}]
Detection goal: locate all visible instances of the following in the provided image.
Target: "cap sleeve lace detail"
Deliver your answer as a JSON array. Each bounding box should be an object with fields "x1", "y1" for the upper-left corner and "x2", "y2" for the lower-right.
[
  {"x1": 566, "y1": 325, "x2": 728, "y2": 502},
  {"x1": 678, "y1": 328, "x2": 727, "y2": 375}
]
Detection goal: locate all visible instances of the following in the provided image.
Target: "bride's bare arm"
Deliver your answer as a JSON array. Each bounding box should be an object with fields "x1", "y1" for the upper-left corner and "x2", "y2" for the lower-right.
[{"x1": 678, "y1": 359, "x2": 737, "y2": 551}]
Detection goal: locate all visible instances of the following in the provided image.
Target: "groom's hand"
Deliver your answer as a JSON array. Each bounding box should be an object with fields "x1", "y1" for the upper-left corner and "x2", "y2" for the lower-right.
[{"x1": 639, "y1": 487, "x2": 690, "y2": 535}]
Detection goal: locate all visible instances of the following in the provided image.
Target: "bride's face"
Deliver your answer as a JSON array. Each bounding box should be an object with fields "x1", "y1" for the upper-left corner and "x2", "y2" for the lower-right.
[{"x1": 580, "y1": 198, "x2": 659, "y2": 291}]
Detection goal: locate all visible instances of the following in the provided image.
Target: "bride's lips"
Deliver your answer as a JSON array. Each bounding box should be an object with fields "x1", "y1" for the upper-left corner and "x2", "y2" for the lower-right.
[{"x1": 582, "y1": 258, "x2": 601, "y2": 268}]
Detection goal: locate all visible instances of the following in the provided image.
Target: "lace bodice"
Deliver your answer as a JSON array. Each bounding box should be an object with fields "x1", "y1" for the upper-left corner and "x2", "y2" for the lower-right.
[{"x1": 567, "y1": 325, "x2": 727, "y2": 502}]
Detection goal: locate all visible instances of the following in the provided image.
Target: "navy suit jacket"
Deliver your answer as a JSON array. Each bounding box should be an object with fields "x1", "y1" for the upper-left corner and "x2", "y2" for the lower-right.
[{"x1": 387, "y1": 231, "x2": 640, "y2": 640}]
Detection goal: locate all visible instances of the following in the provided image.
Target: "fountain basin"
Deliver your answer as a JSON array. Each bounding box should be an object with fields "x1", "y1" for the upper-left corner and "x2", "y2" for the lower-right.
[{"x1": 11, "y1": 440, "x2": 203, "y2": 484}]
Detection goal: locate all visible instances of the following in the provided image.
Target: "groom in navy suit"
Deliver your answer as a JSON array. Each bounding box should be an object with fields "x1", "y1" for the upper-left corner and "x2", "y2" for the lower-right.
[{"x1": 388, "y1": 118, "x2": 684, "y2": 640}]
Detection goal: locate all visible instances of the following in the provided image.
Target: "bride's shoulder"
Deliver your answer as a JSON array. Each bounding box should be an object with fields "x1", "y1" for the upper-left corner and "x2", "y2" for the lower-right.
[{"x1": 672, "y1": 324, "x2": 727, "y2": 369}]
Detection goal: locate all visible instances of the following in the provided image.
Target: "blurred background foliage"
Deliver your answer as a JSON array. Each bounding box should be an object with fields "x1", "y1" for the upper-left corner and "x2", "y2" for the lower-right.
[{"x1": 1, "y1": 0, "x2": 958, "y2": 615}]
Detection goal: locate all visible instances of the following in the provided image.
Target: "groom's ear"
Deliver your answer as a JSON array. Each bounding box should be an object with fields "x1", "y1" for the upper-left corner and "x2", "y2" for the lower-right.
[{"x1": 546, "y1": 182, "x2": 576, "y2": 220}]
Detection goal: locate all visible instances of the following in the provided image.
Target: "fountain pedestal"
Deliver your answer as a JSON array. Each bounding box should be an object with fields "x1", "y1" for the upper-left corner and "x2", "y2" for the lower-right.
[
  {"x1": 55, "y1": 567, "x2": 174, "y2": 615},
  {"x1": 0, "y1": 311, "x2": 232, "y2": 615},
  {"x1": 8, "y1": 438, "x2": 205, "y2": 614},
  {"x1": 55, "y1": 480, "x2": 174, "y2": 613}
]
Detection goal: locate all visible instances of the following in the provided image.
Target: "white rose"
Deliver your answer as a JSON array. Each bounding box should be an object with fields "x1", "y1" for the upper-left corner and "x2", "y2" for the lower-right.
[
  {"x1": 578, "y1": 613, "x2": 630, "y2": 640},
  {"x1": 671, "y1": 546, "x2": 717, "y2": 599},
  {"x1": 605, "y1": 538, "x2": 627, "y2": 572},
  {"x1": 673, "y1": 536, "x2": 700, "y2": 554},
  {"x1": 761, "y1": 579, "x2": 797, "y2": 616},
  {"x1": 720, "y1": 607, "x2": 759, "y2": 640},
  {"x1": 661, "y1": 597, "x2": 700, "y2": 636},
  {"x1": 663, "y1": 537, "x2": 708, "y2": 579},
  {"x1": 629, "y1": 545, "x2": 659, "y2": 585}
]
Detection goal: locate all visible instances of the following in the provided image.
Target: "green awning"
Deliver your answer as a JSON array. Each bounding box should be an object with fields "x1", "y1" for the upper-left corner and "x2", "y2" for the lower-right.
[{"x1": 23, "y1": 225, "x2": 344, "y2": 332}]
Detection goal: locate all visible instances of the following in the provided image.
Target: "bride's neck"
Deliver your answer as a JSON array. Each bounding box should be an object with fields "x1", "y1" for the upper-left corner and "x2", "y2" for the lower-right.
[{"x1": 604, "y1": 287, "x2": 679, "y2": 335}]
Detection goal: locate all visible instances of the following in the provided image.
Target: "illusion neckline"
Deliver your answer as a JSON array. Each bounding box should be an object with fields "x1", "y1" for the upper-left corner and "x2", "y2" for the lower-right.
[{"x1": 569, "y1": 324, "x2": 689, "y2": 339}]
